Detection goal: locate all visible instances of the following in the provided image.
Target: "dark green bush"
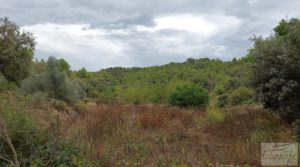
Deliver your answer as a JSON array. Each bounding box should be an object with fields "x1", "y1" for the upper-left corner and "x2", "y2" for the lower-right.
[
  {"x1": 250, "y1": 18, "x2": 300, "y2": 123},
  {"x1": 169, "y1": 84, "x2": 209, "y2": 107}
]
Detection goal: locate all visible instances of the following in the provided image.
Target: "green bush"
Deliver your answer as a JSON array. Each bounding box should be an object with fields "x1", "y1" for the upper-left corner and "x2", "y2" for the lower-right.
[
  {"x1": 217, "y1": 94, "x2": 228, "y2": 108},
  {"x1": 293, "y1": 119, "x2": 300, "y2": 142},
  {"x1": 229, "y1": 87, "x2": 254, "y2": 106},
  {"x1": 215, "y1": 84, "x2": 225, "y2": 95},
  {"x1": 251, "y1": 18, "x2": 300, "y2": 123},
  {"x1": 0, "y1": 109, "x2": 85, "y2": 166},
  {"x1": 169, "y1": 84, "x2": 209, "y2": 107},
  {"x1": 21, "y1": 57, "x2": 86, "y2": 104},
  {"x1": 0, "y1": 74, "x2": 18, "y2": 93}
]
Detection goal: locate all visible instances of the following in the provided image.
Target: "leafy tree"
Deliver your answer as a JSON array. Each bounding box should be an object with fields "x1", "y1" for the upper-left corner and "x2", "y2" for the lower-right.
[
  {"x1": 169, "y1": 84, "x2": 209, "y2": 107},
  {"x1": 0, "y1": 17, "x2": 36, "y2": 83},
  {"x1": 77, "y1": 67, "x2": 90, "y2": 78},
  {"x1": 250, "y1": 18, "x2": 300, "y2": 122},
  {"x1": 22, "y1": 57, "x2": 86, "y2": 103},
  {"x1": 57, "y1": 58, "x2": 71, "y2": 73}
]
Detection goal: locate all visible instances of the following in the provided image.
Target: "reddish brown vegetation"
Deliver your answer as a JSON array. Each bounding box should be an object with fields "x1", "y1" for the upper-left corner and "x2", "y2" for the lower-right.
[{"x1": 44, "y1": 104, "x2": 293, "y2": 166}]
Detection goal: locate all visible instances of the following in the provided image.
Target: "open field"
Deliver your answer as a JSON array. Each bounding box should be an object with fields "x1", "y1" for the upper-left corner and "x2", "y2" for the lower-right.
[{"x1": 36, "y1": 103, "x2": 293, "y2": 166}]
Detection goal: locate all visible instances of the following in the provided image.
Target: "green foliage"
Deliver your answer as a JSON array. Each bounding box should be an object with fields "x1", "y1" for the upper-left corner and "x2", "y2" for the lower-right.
[
  {"x1": 250, "y1": 18, "x2": 300, "y2": 122},
  {"x1": 83, "y1": 58, "x2": 252, "y2": 104},
  {"x1": 169, "y1": 84, "x2": 209, "y2": 107},
  {"x1": 216, "y1": 94, "x2": 228, "y2": 108},
  {"x1": 215, "y1": 84, "x2": 225, "y2": 95},
  {"x1": 77, "y1": 67, "x2": 92, "y2": 78},
  {"x1": 0, "y1": 101, "x2": 85, "y2": 166},
  {"x1": 0, "y1": 17, "x2": 36, "y2": 83},
  {"x1": 57, "y1": 58, "x2": 71, "y2": 74},
  {"x1": 229, "y1": 87, "x2": 254, "y2": 106},
  {"x1": 97, "y1": 87, "x2": 119, "y2": 104},
  {"x1": 293, "y1": 119, "x2": 300, "y2": 142},
  {"x1": 0, "y1": 74, "x2": 18, "y2": 93},
  {"x1": 22, "y1": 57, "x2": 86, "y2": 104}
]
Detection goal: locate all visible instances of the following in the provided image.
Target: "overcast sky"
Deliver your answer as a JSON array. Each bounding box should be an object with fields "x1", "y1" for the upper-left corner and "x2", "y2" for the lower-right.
[{"x1": 1, "y1": 0, "x2": 300, "y2": 71}]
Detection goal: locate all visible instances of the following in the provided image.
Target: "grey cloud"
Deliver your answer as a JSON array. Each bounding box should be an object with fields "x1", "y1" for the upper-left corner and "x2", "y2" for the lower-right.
[{"x1": 1, "y1": 0, "x2": 300, "y2": 70}]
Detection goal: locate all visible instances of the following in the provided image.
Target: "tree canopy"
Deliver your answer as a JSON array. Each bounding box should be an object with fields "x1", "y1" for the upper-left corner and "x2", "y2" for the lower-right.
[
  {"x1": 251, "y1": 18, "x2": 300, "y2": 122},
  {"x1": 0, "y1": 17, "x2": 36, "y2": 83}
]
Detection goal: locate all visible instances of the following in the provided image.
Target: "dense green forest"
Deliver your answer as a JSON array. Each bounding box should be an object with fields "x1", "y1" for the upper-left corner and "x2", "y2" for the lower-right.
[{"x1": 1, "y1": 17, "x2": 300, "y2": 166}]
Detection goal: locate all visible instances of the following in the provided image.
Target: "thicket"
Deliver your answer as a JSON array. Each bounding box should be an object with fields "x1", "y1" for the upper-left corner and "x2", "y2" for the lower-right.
[
  {"x1": 251, "y1": 18, "x2": 300, "y2": 123},
  {"x1": 78, "y1": 57, "x2": 253, "y2": 105},
  {"x1": 0, "y1": 92, "x2": 87, "y2": 166},
  {"x1": 22, "y1": 57, "x2": 86, "y2": 104}
]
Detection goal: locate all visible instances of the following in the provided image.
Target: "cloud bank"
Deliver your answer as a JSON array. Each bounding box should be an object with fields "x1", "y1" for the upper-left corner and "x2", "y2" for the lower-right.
[{"x1": 1, "y1": 0, "x2": 300, "y2": 70}]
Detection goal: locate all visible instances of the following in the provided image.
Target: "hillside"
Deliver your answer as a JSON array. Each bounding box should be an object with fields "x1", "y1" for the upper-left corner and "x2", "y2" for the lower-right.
[
  {"x1": 79, "y1": 56, "x2": 253, "y2": 105},
  {"x1": 1, "y1": 17, "x2": 300, "y2": 167}
]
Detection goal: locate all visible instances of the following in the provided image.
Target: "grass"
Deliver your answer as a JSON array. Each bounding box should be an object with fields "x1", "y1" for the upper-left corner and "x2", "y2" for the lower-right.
[
  {"x1": 30, "y1": 103, "x2": 292, "y2": 166},
  {"x1": 206, "y1": 107, "x2": 226, "y2": 123}
]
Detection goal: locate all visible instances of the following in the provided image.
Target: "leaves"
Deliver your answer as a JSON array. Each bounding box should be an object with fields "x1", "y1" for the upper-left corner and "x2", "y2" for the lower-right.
[{"x1": 0, "y1": 17, "x2": 36, "y2": 83}]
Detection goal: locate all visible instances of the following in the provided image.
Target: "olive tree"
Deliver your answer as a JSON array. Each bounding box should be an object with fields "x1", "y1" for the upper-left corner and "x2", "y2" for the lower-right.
[{"x1": 22, "y1": 57, "x2": 86, "y2": 103}]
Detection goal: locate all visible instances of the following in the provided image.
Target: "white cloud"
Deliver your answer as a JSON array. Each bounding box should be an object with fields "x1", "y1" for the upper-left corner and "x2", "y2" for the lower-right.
[
  {"x1": 21, "y1": 14, "x2": 243, "y2": 70},
  {"x1": 22, "y1": 23, "x2": 131, "y2": 70},
  {"x1": 137, "y1": 14, "x2": 241, "y2": 37}
]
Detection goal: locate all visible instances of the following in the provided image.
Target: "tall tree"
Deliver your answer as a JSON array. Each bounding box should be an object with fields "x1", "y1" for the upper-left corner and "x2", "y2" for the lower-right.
[
  {"x1": 0, "y1": 17, "x2": 36, "y2": 83},
  {"x1": 250, "y1": 18, "x2": 300, "y2": 123}
]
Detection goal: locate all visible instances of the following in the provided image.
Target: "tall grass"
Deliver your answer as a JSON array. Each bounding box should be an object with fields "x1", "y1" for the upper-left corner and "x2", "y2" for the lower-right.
[{"x1": 52, "y1": 104, "x2": 294, "y2": 166}]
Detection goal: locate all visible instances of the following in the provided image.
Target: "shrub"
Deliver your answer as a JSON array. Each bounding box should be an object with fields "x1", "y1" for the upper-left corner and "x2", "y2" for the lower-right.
[
  {"x1": 0, "y1": 109, "x2": 85, "y2": 166},
  {"x1": 215, "y1": 85, "x2": 225, "y2": 95},
  {"x1": 52, "y1": 99, "x2": 70, "y2": 112},
  {"x1": 216, "y1": 94, "x2": 228, "y2": 108},
  {"x1": 229, "y1": 87, "x2": 254, "y2": 106},
  {"x1": 207, "y1": 107, "x2": 226, "y2": 123},
  {"x1": 169, "y1": 84, "x2": 209, "y2": 107},
  {"x1": 293, "y1": 119, "x2": 300, "y2": 142},
  {"x1": 250, "y1": 18, "x2": 300, "y2": 123},
  {"x1": 28, "y1": 92, "x2": 50, "y2": 109},
  {"x1": 21, "y1": 57, "x2": 86, "y2": 104},
  {"x1": 0, "y1": 76, "x2": 18, "y2": 93}
]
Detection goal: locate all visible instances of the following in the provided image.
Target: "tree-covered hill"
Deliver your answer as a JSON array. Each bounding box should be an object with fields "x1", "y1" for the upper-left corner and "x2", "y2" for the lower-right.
[{"x1": 77, "y1": 56, "x2": 254, "y2": 105}]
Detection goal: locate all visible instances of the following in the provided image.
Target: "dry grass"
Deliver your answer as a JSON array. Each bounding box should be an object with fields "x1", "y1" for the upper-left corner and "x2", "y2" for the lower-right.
[{"x1": 37, "y1": 104, "x2": 293, "y2": 166}]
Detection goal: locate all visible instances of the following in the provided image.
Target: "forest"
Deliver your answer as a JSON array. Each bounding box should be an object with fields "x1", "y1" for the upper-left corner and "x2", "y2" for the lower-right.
[{"x1": 0, "y1": 17, "x2": 300, "y2": 166}]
